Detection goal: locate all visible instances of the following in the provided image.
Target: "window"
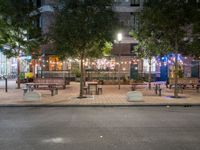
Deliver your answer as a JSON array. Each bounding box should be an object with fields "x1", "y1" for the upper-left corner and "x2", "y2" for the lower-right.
[
  {"x1": 131, "y1": 0, "x2": 140, "y2": 6},
  {"x1": 39, "y1": 16, "x2": 42, "y2": 28},
  {"x1": 114, "y1": 0, "x2": 130, "y2": 6},
  {"x1": 37, "y1": 0, "x2": 41, "y2": 7},
  {"x1": 130, "y1": 12, "x2": 139, "y2": 30},
  {"x1": 143, "y1": 58, "x2": 156, "y2": 73}
]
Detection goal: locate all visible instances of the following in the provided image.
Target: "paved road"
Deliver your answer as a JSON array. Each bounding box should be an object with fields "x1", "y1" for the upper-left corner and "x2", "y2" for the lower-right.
[{"x1": 0, "y1": 107, "x2": 200, "y2": 150}]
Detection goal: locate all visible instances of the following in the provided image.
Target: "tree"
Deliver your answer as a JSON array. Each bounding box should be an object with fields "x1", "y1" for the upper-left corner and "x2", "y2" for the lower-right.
[
  {"x1": 141, "y1": 0, "x2": 200, "y2": 97},
  {"x1": 130, "y1": 9, "x2": 170, "y2": 89},
  {"x1": 0, "y1": 0, "x2": 42, "y2": 88},
  {"x1": 50, "y1": 0, "x2": 118, "y2": 98},
  {"x1": 131, "y1": 31, "x2": 167, "y2": 89}
]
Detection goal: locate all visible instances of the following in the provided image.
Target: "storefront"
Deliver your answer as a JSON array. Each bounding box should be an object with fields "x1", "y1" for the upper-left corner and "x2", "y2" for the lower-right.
[
  {"x1": 0, "y1": 51, "x2": 17, "y2": 77},
  {"x1": 0, "y1": 51, "x2": 31, "y2": 78}
]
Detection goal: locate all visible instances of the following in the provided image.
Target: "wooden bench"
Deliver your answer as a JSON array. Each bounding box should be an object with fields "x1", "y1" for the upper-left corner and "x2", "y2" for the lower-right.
[
  {"x1": 34, "y1": 87, "x2": 58, "y2": 96},
  {"x1": 130, "y1": 83, "x2": 147, "y2": 91},
  {"x1": 34, "y1": 78, "x2": 66, "y2": 89}
]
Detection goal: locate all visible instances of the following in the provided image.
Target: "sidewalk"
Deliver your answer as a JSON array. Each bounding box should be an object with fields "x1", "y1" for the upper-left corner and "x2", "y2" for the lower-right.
[{"x1": 0, "y1": 80, "x2": 200, "y2": 106}]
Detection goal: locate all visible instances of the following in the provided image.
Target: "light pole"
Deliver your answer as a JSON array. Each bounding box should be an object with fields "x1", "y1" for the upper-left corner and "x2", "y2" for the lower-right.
[{"x1": 117, "y1": 33, "x2": 123, "y2": 90}]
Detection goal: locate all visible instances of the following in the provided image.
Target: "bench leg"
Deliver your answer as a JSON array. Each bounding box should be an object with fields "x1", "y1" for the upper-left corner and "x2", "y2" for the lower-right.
[
  {"x1": 100, "y1": 89, "x2": 102, "y2": 94},
  {"x1": 83, "y1": 88, "x2": 88, "y2": 94},
  {"x1": 23, "y1": 89, "x2": 28, "y2": 95},
  {"x1": 159, "y1": 89, "x2": 162, "y2": 96},
  {"x1": 97, "y1": 88, "x2": 102, "y2": 95},
  {"x1": 51, "y1": 90, "x2": 54, "y2": 96},
  {"x1": 197, "y1": 87, "x2": 199, "y2": 93},
  {"x1": 55, "y1": 89, "x2": 58, "y2": 95},
  {"x1": 131, "y1": 85, "x2": 136, "y2": 91}
]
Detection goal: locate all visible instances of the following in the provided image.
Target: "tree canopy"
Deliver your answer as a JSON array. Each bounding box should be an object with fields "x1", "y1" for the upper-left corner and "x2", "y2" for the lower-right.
[
  {"x1": 0, "y1": 0, "x2": 42, "y2": 57},
  {"x1": 50, "y1": 0, "x2": 118, "y2": 59},
  {"x1": 142, "y1": 0, "x2": 200, "y2": 53}
]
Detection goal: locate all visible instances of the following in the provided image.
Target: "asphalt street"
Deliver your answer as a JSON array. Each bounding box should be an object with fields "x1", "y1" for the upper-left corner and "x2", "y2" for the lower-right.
[{"x1": 0, "y1": 107, "x2": 200, "y2": 150}]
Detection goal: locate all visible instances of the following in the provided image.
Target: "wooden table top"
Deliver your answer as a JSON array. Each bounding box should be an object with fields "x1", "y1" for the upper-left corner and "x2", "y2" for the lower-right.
[
  {"x1": 86, "y1": 82, "x2": 98, "y2": 85},
  {"x1": 26, "y1": 83, "x2": 57, "y2": 86}
]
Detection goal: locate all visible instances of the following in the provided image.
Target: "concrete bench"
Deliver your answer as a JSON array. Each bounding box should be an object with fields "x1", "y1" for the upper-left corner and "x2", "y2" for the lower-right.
[
  {"x1": 22, "y1": 88, "x2": 28, "y2": 95},
  {"x1": 127, "y1": 91, "x2": 143, "y2": 102},
  {"x1": 23, "y1": 91, "x2": 41, "y2": 101}
]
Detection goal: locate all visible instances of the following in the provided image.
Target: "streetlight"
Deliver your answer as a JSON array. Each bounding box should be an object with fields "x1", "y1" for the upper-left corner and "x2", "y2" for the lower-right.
[{"x1": 117, "y1": 33, "x2": 123, "y2": 90}]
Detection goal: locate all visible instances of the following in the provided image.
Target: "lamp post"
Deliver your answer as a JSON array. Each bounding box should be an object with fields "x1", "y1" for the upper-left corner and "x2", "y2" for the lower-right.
[{"x1": 117, "y1": 33, "x2": 123, "y2": 90}]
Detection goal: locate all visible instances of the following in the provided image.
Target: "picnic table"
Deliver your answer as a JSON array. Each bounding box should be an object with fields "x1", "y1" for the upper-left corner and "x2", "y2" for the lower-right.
[
  {"x1": 168, "y1": 78, "x2": 200, "y2": 93},
  {"x1": 34, "y1": 78, "x2": 67, "y2": 89},
  {"x1": 25, "y1": 83, "x2": 58, "y2": 96}
]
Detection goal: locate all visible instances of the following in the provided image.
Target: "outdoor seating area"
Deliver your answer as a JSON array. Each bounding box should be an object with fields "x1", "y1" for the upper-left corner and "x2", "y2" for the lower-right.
[
  {"x1": 21, "y1": 78, "x2": 69, "y2": 97},
  {"x1": 0, "y1": 80, "x2": 200, "y2": 106},
  {"x1": 168, "y1": 78, "x2": 200, "y2": 92}
]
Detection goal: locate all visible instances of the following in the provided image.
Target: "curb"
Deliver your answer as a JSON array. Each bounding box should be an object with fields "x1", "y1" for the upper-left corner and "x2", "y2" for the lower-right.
[{"x1": 0, "y1": 103, "x2": 200, "y2": 107}]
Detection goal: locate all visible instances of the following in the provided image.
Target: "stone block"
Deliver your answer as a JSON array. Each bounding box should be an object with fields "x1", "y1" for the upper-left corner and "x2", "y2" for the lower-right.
[{"x1": 127, "y1": 91, "x2": 143, "y2": 102}]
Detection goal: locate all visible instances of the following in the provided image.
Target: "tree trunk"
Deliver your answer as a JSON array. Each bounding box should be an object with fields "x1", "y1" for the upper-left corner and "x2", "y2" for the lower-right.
[
  {"x1": 174, "y1": 52, "x2": 179, "y2": 98},
  {"x1": 79, "y1": 56, "x2": 84, "y2": 98},
  {"x1": 148, "y1": 58, "x2": 152, "y2": 90},
  {"x1": 174, "y1": 38, "x2": 179, "y2": 98},
  {"x1": 17, "y1": 50, "x2": 21, "y2": 89},
  {"x1": 83, "y1": 59, "x2": 86, "y2": 86}
]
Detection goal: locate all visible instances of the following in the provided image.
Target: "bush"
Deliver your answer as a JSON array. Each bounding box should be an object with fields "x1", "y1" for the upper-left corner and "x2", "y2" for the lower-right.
[{"x1": 71, "y1": 68, "x2": 81, "y2": 78}]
